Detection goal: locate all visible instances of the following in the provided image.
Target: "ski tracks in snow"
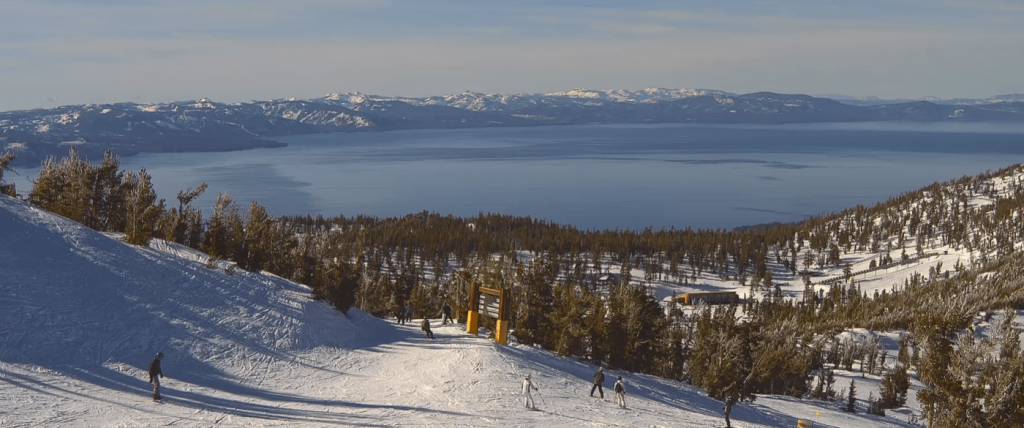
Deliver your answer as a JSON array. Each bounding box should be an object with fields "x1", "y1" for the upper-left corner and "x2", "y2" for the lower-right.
[{"x1": 3, "y1": 196, "x2": 901, "y2": 427}]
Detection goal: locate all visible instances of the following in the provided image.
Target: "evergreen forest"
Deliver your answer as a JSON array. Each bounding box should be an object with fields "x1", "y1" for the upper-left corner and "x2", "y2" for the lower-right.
[{"x1": 5, "y1": 147, "x2": 1024, "y2": 427}]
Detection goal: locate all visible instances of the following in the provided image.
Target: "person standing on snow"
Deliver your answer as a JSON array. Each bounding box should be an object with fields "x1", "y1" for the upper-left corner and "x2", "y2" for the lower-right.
[
  {"x1": 405, "y1": 303, "x2": 414, "y2": 324},
  {"x1": 614, "y1": 376, "x2": 626, "y2": 408},
  {"x1": 396, "y1": 303, "x2": 406, "y2": 325},
  {"x1": 441, "y1": 302, "x2": 453, "y2": 325},
  {"x1": 421, "y1": 317, "x2": 434, "y2": 339},
  {"x1": 590, "y1": 367, "x2": 605, "y2": 399},
  {"x1": 148, "y1": 352, "x2": 164, "y2": 401},
  {"x1": 522, "y1": 374, "x2": 539, "y2": 409}
]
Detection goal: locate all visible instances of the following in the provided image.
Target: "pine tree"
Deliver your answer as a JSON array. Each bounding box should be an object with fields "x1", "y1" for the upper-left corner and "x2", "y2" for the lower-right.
[
  {"x1": 91, "y1": 151, "x2": 126, "y2": 232},
  {"x1": 811, "y1": 370, "x2": 825, "y2": 400},
  {"x1": 917, "y1": 316, "x2": 986, "y2": 428},
  {"x1": 581, "y1": 289, "x2": 608, "y2": 364},
  {"x1": 313, "y1": 252, "x2": 360, "y2": 314},
  {"x1": 846, "y1": 379, "x2": 857, "y2": 413},
  {"x1": 29, "y1": 148, "x2": 92, "y2": 223},
  {"x1": 550, "y1": 281, "x2": 586, "y2": 357},
  {"x1": 203, "y1": 192, "x2": 237, "y2": 259},
  {"x1": 513, "y1": 259, "x2": 556, "y2": 346},
  {"x1": 165, "y1": 183, "x2": 207, "y2": 246},
  {"x1": 867, "y1": 392, "x2": 886, "y2": 416},
  {"x1": 822, "y1": 368, "x2": 837, "y2": 401},
  {"x1": 688, "y1": 305, "x2": 755, "y2": 428},
  {"x1": 242, "y1": 201, "x2": 273, "y2": 272},
  {"x1": 0, "y1": 150, "x2": 17, "y2": 191},
  {"x1": 997, "y1": 309, "x2": 1021, "y2": 360},
  {"x1": 879, "y1": 364, "x2": 909, "y2": 408},
  {"x1": 28, "y1": 149, "x2": 127, "y2": 232},
  {"x1": 122, "y1": 168, "x2": 165, "y2": 246}
]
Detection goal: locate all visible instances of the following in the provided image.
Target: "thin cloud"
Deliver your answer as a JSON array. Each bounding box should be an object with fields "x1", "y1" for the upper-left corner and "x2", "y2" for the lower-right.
[
  {"x1": 593, "y1": 22, "x2": 681, "y2": 36},
  {"x1": 1, "y1": 1, "x2": 1021, "y2": 110},
  {"x1": 946, "y1": 0, "x2": 1024, "y2": 12}
]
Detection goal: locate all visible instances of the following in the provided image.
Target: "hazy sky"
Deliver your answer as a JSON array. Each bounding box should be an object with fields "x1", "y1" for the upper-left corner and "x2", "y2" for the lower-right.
[{"x1": 1, "y1": 0, "x2": 1022, "y2": 111}]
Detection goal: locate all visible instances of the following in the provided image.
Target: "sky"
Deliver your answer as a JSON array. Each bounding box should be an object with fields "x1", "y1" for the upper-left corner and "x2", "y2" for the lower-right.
[{"x1": 0, "y1": 0, "x2": 1022, "y2": 111}]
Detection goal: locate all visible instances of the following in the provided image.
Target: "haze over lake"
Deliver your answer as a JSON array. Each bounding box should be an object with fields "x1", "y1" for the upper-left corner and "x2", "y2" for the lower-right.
[{"x1": 16, "y1": 122, "x2": 1024, "y2": 231}]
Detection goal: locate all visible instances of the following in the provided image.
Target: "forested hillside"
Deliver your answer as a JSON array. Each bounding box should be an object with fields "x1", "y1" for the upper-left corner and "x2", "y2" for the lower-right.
[{"x1": 4, "y1": 146, "x2": 1023, "y2": 427}]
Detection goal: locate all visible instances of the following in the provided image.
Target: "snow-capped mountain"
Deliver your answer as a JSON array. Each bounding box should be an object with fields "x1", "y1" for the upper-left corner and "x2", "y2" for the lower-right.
[
  {"x1": 313, "y1": 87, "x2": 732, "y2": 112},
  {"x1": 820, "y1": 93, "x2": 1024, "y2": 107},
  {"x1": 3, "y1": 88, "x2": 1023, "y2": 167}
]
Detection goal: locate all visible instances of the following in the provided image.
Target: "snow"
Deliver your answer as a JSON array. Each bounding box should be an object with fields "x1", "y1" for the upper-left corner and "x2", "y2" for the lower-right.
[
  {"x1": 4, "y1": 142, "x2": 27, "y2": 152},
  {"x1": 310, "y1": 87, "x2": 730, "y2": 113},
  {"x1": 0, "y1": 194, "x2": 924, "y2": 427},
  {"x1": 58, "y1": 112, "x2": 80, "y2": 125},
  {"x1": 622, "y1": 166, "x2": 1024, "y2": 309}
]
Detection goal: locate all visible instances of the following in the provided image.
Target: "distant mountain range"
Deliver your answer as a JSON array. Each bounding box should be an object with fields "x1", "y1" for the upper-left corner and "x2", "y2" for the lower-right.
[
  {"x1": 3, "y1": 88, "x2": 1023, "y2": 167},
  {"x1": 816, "y1": 92, "x2": 1024, "y2": 107}
]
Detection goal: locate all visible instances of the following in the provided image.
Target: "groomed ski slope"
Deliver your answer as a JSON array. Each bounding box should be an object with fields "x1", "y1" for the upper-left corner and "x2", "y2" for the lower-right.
[{"x1": 1, "y1": 195, "x2": 915, "y2": 427}]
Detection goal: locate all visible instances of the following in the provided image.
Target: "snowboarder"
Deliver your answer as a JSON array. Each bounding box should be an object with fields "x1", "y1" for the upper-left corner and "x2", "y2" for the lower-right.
[
  {"x1": 614, "y1": 376, "x2": 626, "y2": 408},
  {"x1": 421, "y1": 317, "x2": 434, "y2": 339},
  {"x1": 441, "y1": 302, "x2": 453, "y2": 325},
  {"x1": 148, "y1": 352, "x2": 164, "y2": 401},
  {"x1": 522, "y1": 374, "x2": 539, "y2": 409},
  {"x1": 590, "y1": 367, "x2": 605, "y2": 399}
]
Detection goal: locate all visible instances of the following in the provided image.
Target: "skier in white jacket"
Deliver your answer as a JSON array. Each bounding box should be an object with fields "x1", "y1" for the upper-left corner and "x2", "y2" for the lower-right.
[{"x1": 522, "y1": 374, "x2": 538, "y2": 409}]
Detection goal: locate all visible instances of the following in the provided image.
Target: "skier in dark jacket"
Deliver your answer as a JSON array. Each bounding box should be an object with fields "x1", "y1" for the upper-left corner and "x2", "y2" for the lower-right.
[
  {"x1": 421, "y1": 318, "x2": 434, "y2": 339},
  {"x1": 614, "y1": 376, "x2": 626, "y2": 408},
  {"x1": 148, "y1": 352, "x2": 164, "y2": 401},
  {"x1": 590, "y1": 367, "x2": 605, "y2": 398},
  {"x1": 441, "y1": 302, "x2": 453, "y2": 325}
]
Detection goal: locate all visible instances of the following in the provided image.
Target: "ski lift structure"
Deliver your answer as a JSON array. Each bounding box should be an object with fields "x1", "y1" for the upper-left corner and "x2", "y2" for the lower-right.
[{"x1": 466, "y1": 282, "x2": 510, "y2": 345}]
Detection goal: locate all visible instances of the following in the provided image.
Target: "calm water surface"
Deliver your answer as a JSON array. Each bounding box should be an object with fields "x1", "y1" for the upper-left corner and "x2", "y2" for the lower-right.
[{"x1": 16, "y1": 123, "x2": 1024, "y2": 230}]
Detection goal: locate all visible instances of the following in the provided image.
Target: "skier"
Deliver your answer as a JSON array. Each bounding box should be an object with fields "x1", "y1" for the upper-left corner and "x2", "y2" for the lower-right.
[
  {"x1": 148, "y1": 352, "x2": 164, "y2": 401},
  {"x1": 405, "y1": 303, "x2": 414, "y2": 324},
  {"x1": 522, "y1": 374, "x2": 539, "y2": 409},
  {"x1": 590, "y1": 367, "x2": 605, "y2": 399},
  {"x1": 441, "y1": 302, "x2": 453, "y2": 325},
  {"x1": 396, "y1": 303, "x2": 405, "y2": 325},
  {"x1": 614, "y1": 376, "x2": 626, "y2": 408},
  {"x1": 421, "y1": 317, "x2": 434, "y2": 339}
]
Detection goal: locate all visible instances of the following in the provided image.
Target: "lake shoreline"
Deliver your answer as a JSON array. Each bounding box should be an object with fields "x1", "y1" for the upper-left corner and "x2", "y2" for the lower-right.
[{"x1": 12, "y1": 122, "x2": 1024, "y2": 231}]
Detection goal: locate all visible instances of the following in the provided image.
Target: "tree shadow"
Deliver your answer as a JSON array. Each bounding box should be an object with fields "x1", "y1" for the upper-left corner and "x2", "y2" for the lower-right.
[
  {"x1": 495, "y1": 344, "x2": 906, "y2": 428},
  {"x1": 2, "y1": 364, "x2": 472, "y2": 426}
]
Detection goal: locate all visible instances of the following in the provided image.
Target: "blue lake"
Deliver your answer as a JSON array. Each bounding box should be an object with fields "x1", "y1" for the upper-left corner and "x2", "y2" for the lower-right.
[{"x1": 15, "y1": 122, "x2": 1024, "y2": 231}]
